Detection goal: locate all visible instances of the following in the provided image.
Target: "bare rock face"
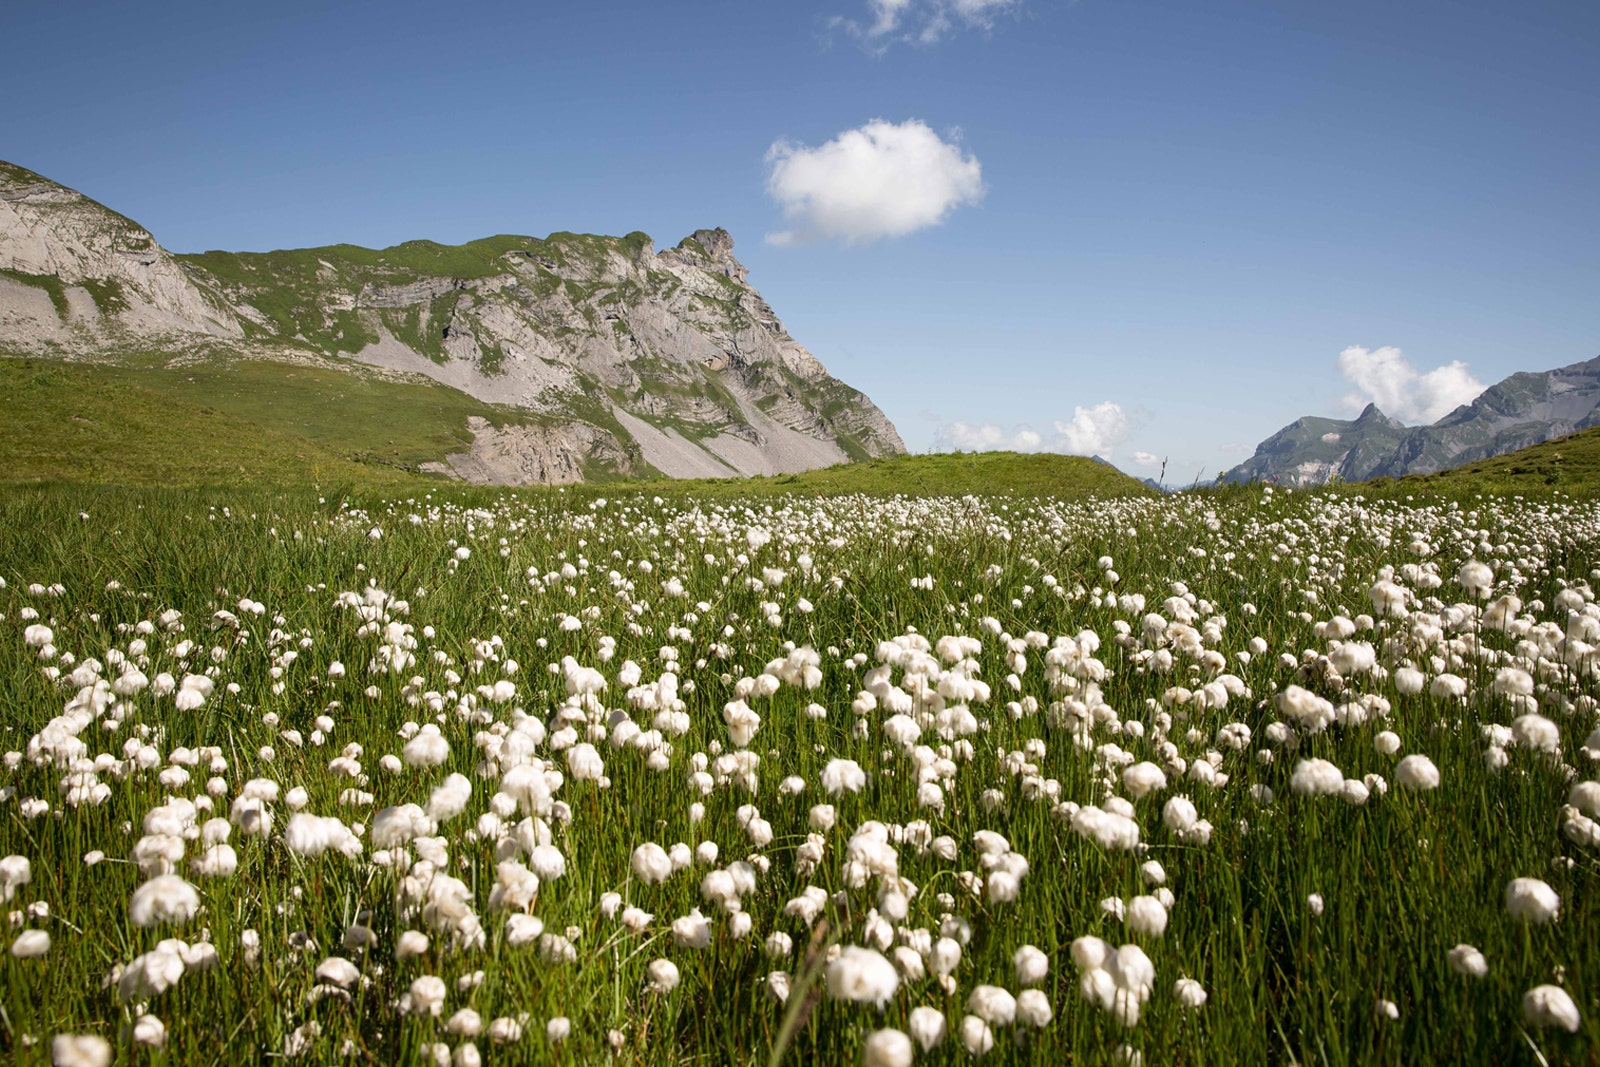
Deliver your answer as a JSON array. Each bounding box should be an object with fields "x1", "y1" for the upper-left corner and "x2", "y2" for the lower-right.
[
  {"x1": 0, "y1": 160, "x2": 905, "y2": 484},
  {"x1": 0, "y1": 162, "x2": 241, "y2": 345},
  {"x1": 421, "y1": 417, "x2": 630, "y2": 486}
]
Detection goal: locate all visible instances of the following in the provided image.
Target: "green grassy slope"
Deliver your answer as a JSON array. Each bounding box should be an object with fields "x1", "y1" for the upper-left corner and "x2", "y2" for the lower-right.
[
  {"x1": 0, "y1": 358, "x2": 425, "y2": 488},
  {"x1": 99, "y1": 355, "x2": 526, "y2": 471},
  {"x1": 633, "y1": 450, "x2": 1156, "y2": 499},
  {"x1": 0, "y1": 362, "x2": 1155, "y2": 500},
  {"x1": 1366, "y1": 426, "x2": 1600, "y2": 498}
]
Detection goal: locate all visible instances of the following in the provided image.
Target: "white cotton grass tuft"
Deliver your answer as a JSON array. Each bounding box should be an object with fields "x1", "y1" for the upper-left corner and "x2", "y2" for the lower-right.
[
  {"x1": 1174, "y1": 977, "x2": 1208, "y2": 1009},
  {"x1": 131, "y1": 1014, "x2": 166, "y2": 1048},
  {"x1": 1447, "y1": 944, "x2": 1487, "y2": 978},
  {"x1": 128, "y1": 875, "x2": 201, "y2": 927},
  {"x1": 646, "y1": 958, "x2": 681, "y2": 994},
  {"x1": 631, "y1": 843, "x2": 674, "y2": 885},
  {"x1": 402, "y1": 727, "x2": 450, "y2": 768},
  {"x1": 51, "y1": 1034, "x2": 112, "y2": 1067},
  {"x1": 825, "y1": 946, "x2": 900, "y2": 1008},
  {"x1": 821, "y1": 759, "x2": 867, "y2": 795},
  {"x1": 1014, "y1": 944, "x2": 1049, "y2": 986},
  {"x1": 11, "y1": 928, "x2": 50, "y2": 958},
  {"x1": 1522, "y1": 985, "x2": 1581, "y2": 1032},
  {"x1": 966, "y1": 985, "x2": 1016, "y2": 1027},
  {"x1": 1504, "y1": 878, "x2": 1561, "y2": 923},
  {"x1": 958, "y1": 1014, "x2": 994, "y2": 1055},
  {"x1": 1290, "y1": 759, "x2": 1344, "y2": 797},
  {"x1": 1511, "y1": 714, "x2": 1560, "y2": 753},
  {"x1": 908, "y1": 1006, "x2": 947, "y2": 1052},
  {"x1": 1121, "y1": 761, "x2": 1167, "y2": 799},
  {"x1": 315, "y1": 956, "x2": 361, "y2": 989},
  {"x1": 1071, "y1": 939, "x2": 1155, "y2": 1027},
  {"x1": 408, "y1": 975, "x2": 448, "y2": 1016},
  {"x1": 0, "y1": 855, "x2": 32, "y2": 901},
  {"x1": 1394, "y1": 754, "x2": 1440, "y2": 791},
  {"x1": 396, "y1": 930, "x2": 430, "y2": 959},
  {"x1": 863, "y1": 1028, "x2": 914, "y2": 1067},
  {"x1": 1015, "y1": 988, "x2": 1053, "y2": 1028},
  {"x1": 1125, "y1": 896, "x2": 1169, "y2": 936}
]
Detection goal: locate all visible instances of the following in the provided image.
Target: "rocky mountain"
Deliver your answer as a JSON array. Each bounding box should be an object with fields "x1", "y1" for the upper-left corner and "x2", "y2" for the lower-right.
[
  {"x1": 0, "y1": 160, "x2": 903, "y2": 483},
  {"x1": 1224, "y1": 355, "x2": 1600, "y2": 486}
]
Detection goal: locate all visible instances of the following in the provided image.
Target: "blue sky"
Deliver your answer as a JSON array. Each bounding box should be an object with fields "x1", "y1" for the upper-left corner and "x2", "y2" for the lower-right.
[{"x1": 5, "y1": 0, "x2": 1597, "y2": 481}]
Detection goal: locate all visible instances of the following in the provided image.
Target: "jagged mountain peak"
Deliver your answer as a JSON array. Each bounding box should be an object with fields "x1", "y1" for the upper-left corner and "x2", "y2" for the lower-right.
[{"x1": 1225, "y1": 354, "x2": 1600, "y2": 486}]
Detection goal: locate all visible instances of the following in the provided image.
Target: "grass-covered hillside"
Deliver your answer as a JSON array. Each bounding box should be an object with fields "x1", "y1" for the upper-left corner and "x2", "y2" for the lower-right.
[
  {"x1": 645, "y1": 451, "x2": 1154, "y2": 500},
  {"x1": 0, "y1": 357, "x2": 1152, "y2": 499},
  {"x1": 1383, "y1": 426, "x2": 1600, "y2": 497},
  {"x1": 0, "y1": 358, "x2": 419, "y2": 488}
]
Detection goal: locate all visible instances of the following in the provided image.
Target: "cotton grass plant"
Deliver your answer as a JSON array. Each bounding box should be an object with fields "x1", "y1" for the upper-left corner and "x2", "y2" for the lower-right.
[{"x1": 0, "y1": 482, "x2": 1596, "y2": 1064}]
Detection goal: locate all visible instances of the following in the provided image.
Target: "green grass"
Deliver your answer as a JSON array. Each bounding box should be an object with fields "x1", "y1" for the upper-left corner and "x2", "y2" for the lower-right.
[
  {"x1": 0, "y1": 354, "x2": 675, "y2": 489},
  {"x1": 633, "y1": 450, "x2": 1156, "y2": 500},
  {"x1": 96, "y1": 355, "x2": 525, "y2": 472},
  {"x1": 0, "y1": 483, "x2": 1594, "y2": 1066},
  {"x1": 0, "y1": 358, "x2": 422, "y2": 488},
  {"x1": 1374, "y1": 426, "x2": 1600, "y2": 498},
  {"x1": 0, "y1": 356, "x2": 1164, "y2": 502},
  {"x1": 0, "y1": 357, "x2": 1159, "y2": 501}
]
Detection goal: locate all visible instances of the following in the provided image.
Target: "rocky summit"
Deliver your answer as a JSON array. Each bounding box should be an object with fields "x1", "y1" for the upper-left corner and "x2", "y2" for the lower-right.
[
  {"x1": 0, "y1": 160, "x2": 903, "y2": 484},
  {"x1": 1223, "y1": 354, "x2": 1600, "y2": 486}
]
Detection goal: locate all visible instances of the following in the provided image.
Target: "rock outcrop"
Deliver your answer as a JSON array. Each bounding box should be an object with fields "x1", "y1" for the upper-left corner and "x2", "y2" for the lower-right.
[
  {"x1": 0, "y1": 161, "x2": 240, "y2": 343},
  {"x1": 1224, "y1": 355, "x2": 1600, "y2": 486},
  {"x1": 0, "y1": 161, "x2": 904, "y2": 483}
]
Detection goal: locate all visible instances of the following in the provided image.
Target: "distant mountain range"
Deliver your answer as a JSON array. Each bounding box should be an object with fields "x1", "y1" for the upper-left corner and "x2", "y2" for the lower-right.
[
  {"x1": 1222, "y1": 355, "x2": 1600, "y2": 486},
  {"x1": 0, "y1": 160, "x2": 903, "y2": 484}
]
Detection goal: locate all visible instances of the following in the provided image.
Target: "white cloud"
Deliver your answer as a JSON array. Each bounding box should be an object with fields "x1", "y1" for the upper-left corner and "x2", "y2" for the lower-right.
[
  {"x1": 1052, "y1": 402, "x2": 1131, "y2": 456},
  {"x1": 1132, "y1": 451, "x2": 1161, "y2": 467},
  {"x1": 1336, "y1": 345, "x2": 1486, "y2": 425},
  {"x1": 834, "y1": 0, "x2": 1019, "y2": 50},
  {"x1": 765, "y1": 119, "x2": 984, "y2": 246},
  {"x1": 934, "y1": 402, "x2": 1132, "y2": 457},
  {"x1": 935, "y1": 423, "x2": 1043, "y2": 452}
]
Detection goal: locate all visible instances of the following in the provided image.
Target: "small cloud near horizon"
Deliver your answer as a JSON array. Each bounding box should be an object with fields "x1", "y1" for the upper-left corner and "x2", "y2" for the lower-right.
[
  {"x1": 766, "y1": 119, "x2": 984, "y2": 246},
  {"x1": 934, "y1": 401, "x2": 1131, "y2": 457},
  {"x1": 1132, "y1": 450, "x2": 1160, "y2": 467}
]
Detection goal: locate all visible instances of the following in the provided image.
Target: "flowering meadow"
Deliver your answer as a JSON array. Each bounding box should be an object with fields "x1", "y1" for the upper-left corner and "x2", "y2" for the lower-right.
[{"x1": 1, "y1": 483, "x2": 1597, "y2": 1066}]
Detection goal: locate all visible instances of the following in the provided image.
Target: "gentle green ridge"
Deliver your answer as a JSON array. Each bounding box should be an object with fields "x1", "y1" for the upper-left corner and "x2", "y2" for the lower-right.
[
  {"x1": 1382, "y1": 426, "x2": 1600, "y2": 497},
  {"x1": 629, "y1": 450, "x2": 1157, "y2": 500}
]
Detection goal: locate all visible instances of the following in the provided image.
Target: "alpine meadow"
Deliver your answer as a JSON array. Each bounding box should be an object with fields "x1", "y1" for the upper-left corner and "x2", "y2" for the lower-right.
[{"x1": 4, "y1": 1, "x2": 1600, "y2": 1065}]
